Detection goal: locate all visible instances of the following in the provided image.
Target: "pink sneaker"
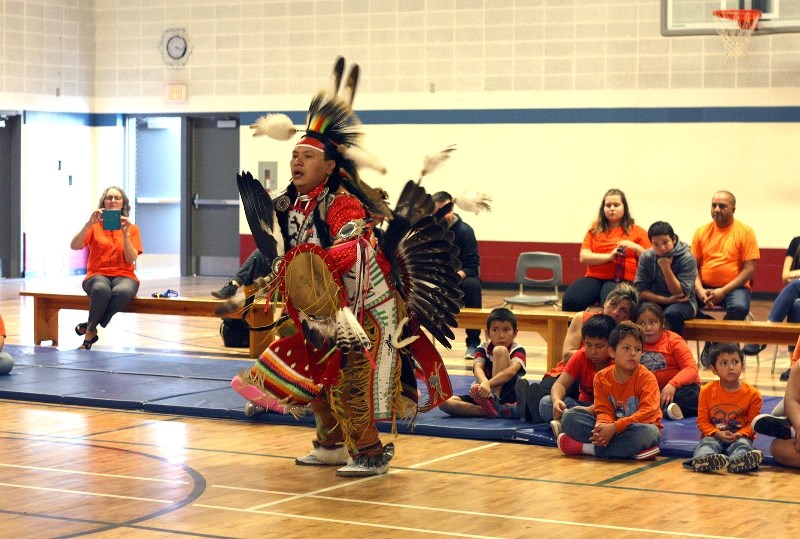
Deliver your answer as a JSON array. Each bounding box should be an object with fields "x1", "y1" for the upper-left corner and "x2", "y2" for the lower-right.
[
  {"x1": 469, "y1": 384, "x2": 498, "y2": 418},
  {"x1": 557, "y1": 433, "x2": 584, "y2": 456},
  {"x1": 633, "y1": 445, "x2": 660, "y2": 460}
]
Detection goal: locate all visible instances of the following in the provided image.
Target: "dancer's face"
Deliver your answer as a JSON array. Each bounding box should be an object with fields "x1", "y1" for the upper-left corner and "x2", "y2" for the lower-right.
[{"x1": 290, "y1": 147, "x2": 335, "y2": 195}]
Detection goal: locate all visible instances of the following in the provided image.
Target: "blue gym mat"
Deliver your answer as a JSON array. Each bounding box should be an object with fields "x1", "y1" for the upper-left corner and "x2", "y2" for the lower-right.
[{"x1": 0, "y1": 345, "x2": 783, "y2": 464}]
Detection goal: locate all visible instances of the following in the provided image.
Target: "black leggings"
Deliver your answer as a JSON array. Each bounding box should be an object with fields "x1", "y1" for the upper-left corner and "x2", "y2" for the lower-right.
[
  {"x1": 82, "y1": 275, "x2": 139, "y2": 332},
  {"x1": 562, "y1": 277, "x2": 623, "y2": 312}
]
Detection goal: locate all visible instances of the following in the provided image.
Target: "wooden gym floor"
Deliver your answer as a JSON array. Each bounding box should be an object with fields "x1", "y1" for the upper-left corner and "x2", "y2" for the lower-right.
[{"x1": 1, "y1": 275, "x2": 799, "y2": 538}]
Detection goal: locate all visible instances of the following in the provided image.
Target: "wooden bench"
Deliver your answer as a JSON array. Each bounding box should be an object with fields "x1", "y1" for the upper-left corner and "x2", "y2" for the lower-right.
[
  {"x1": 683, "y1": 319, "x2": 800, "y2": 346},
  {"x1": 683, "y1": 318, "x2": 800, "y2": 371},
  {"x1": 19, "y1": 291, "x2": 276, "y2": 358},
  {"x1": 455, "y1": 308, "x2": 574, "y2": 370}
]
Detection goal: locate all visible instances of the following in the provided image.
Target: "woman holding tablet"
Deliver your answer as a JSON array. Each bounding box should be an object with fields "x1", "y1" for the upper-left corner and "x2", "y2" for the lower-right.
[{"x1": 69, "y1": 186, "x2": 143, "y2": 350}]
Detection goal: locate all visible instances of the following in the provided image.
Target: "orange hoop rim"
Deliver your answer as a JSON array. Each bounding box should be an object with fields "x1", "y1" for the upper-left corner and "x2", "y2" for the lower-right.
[{"x1": 712, "y1": 9, "x2": 762, "y2": 29}]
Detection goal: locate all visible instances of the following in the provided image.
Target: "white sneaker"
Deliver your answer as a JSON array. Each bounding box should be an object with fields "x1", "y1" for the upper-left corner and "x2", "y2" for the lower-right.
[
  {"x1": 667, "y1": 403, "x2": 684, "y2": 420},
  {"x1": 549, "y1": 419, "x2": 562, "y2": 438},
  {"x1": 295, "y1": 444, "x2": 351, "y2": 466}
]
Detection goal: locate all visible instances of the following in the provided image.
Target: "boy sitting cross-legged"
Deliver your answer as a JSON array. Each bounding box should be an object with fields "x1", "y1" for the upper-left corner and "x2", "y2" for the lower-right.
[
  {"x1": 538, "y1": 314, "x2": 616, "y2": 438},
  {"x1": 558, "y1": 321, "x2": 662, "y2": 460},
  {"x1": 438, "y1": 308, "x2": 526, "y2": 419},
  {"x1": 684, "y1": 342, "x2": 763, "y2": 473}
]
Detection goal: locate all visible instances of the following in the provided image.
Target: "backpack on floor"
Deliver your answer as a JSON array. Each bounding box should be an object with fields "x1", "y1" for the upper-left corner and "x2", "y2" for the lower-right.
[{"x1": 220, "y1": 318, "x2": 249, "y2": 348}]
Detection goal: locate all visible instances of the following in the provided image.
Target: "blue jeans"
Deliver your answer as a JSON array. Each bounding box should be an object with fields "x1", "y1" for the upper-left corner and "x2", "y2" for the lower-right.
[
  {"x1": 0, "y1": 351, "x2": 13, "y2": 375},
  {"x1": 768, "y1": 279, "x2": 800, "y2": 323},
  {"x1": 698, "y1": 286, "x2": 750, "y2": 321},
  {"x1": 538, "y1": 395, "x2": 589, "y2": 423},
  {"x1": 561, "y1": 407, "x2": 661, "y2": 459},
  {"x1": 692, "y1": 435, "x2": 753, "y2": 460}
]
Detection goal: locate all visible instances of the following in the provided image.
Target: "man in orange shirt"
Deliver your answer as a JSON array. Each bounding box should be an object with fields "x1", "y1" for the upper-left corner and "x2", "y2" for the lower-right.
[{"x1": 691, "y1": 191, "x2": 760, "y2": 366}]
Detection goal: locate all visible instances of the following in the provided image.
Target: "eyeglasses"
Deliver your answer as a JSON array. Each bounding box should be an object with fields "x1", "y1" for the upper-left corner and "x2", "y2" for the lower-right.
[{"x1": 105, "y1": 195, "x2": 123, "y2": 201}]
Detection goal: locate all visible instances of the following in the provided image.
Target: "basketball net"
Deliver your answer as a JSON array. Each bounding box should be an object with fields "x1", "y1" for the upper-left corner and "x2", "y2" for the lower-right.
[{"x1": 713, "y1": 9, "x2": 762, "y2": 58}]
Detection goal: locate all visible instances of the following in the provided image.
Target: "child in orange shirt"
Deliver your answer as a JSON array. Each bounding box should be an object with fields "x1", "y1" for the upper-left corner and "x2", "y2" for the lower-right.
[
  {"x1": 557, "y1": 321, "x2": 662, "y2": 460},
  {"x1": 635, "y1": 302, "x2": 701, "y2": 420},
  {"x1": 539, "y1": 314, "x2": 616, "y2": 437},
  {"x1": 684, "y1": 342, "x2": 763, "y2": 472}
]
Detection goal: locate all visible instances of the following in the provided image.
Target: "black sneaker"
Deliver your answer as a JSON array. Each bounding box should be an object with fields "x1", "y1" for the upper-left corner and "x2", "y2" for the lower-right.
[
  {"x1": 683, "y1": 453, "x2": 729, "y2": 472},
  {"x1": 780, "y1": 368, "x2": 791, "y2": 382},
  {"x1": 514, "y1": 378, "x2": 530, "y2": 422},
  {"x1": 752, "y1": 414, "x2": 795, "y2": 439},
  {"x1": 728, "y1": 450, "x2": 763, "y2": 473},
  {"x1": 742, "y1": 343, "x2": 767, "y2": 356},
  {"x1": 525, "y1": 382, "x2": 546, "y2": 424},
  {"x1": 212, "y1": 281, "x2": 238, "y2": 299}
]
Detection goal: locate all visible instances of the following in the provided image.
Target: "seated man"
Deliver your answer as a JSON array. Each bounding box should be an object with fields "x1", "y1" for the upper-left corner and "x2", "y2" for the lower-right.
[
  {"x1": 212, "y1": 248, "x2": 271, "y2": 299},
  {"x1": 432, "y1": 191, "x2": 482, "y2": 359},
  {"x1": 691, "y1": 190, "x2": 760, "y2": 366}
]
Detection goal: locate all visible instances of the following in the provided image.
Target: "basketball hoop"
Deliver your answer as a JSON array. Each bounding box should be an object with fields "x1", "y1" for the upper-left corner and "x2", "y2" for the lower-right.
[{"x1": 712, "y1": 9, "x2": 762, "y2": 58}]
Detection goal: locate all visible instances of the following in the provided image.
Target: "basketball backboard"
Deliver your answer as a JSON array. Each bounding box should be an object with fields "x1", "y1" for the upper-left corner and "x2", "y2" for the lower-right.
[{"x1": 662, "y1": 0, "x2": 800, "y2": 35}]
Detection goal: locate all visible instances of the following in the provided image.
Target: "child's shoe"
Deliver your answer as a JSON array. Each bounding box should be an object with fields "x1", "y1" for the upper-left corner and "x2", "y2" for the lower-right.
[
  {"x1": 514, "y1": 378, "x2": 530, "y2": 422},
  {"x1": 728, "y1": 450, "x2": 763, "y2": 473},
  {"x1": 632, "y1": 445, "x2": 660, "y2": 460},
  {"x1": 557, "y1": 433, "x2": 584, "y2": 456},
  {"x1": 752, "y1": 414, "x2": 795, "y2": 439},
  {"x1": 497, "y1": 402, "x2": 519, "y2": 419},
  {"x1": 683, "y1": 453, "x2": 729, "y2": 472},
  {"x1": 666, "y1": 402, "x2": 684, "y2": 420},
  {"x1": 525, "y1": 382, "x2": 546, "y2": 424},
  {"x1": 469, "y1": 384, "x2": 498, "y2": 418},
  {"x1": 549, "y1": 419, "x2": 562, "y2": 438}
]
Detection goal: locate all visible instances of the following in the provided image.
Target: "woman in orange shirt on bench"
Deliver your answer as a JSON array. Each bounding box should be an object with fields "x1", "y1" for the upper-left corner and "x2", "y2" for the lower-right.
[{"x1": 69, "y1": 186, "x2": 143, "y2": 350}]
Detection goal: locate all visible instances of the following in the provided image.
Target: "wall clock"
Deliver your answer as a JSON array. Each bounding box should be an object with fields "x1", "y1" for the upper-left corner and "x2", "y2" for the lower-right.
[{"x1": 160, "y1": 29, "x2": 190, "y2": 66}]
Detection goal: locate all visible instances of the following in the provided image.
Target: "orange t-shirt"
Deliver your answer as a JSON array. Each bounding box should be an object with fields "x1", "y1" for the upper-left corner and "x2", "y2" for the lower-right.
[
  {"x1": 594, "y1": 363, "x2": 663, "y2": 433},
  {"x1": 641, "y1": 329, "x2": 701, "y2": 390},
  {"x1": 0, "y1": 313, "x2": 5, "y2": 337},
  {"x1": 83, "y1": 222, "x2": 143, "y2": 282},
  {"x1": 691, "y1": 220, "x2": 759, "y2": 289},
  {"x1": 792, "y1": 334, "x2": 800, "y2": 367},
  {"x1": 696, "y1": 380, "x2": 762, "y2": 440},
  {"x1": 581, "y1": 225, "x2": 651, "y2": 282}
]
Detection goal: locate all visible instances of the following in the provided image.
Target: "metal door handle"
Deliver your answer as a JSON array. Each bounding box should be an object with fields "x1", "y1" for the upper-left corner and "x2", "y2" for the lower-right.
[{"x1": 192, "y1": 193, "x2": 239, "y2": 209}]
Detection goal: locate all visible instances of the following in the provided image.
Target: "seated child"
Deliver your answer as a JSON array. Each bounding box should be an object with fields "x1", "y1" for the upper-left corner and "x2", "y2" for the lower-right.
[
  {"x1": 685, "y1": 342, "x2": 763, "y2": 472},
  {"x1": 635, "y1": 302, "x2": 701, "y2": 420},
  {"x1": 557, "y1": 321, "x2": 662, "y2": 460},
  {"x1": 438, "y1": 308, "x2": 526, "y2": 419},
  {"x1": 538, "y1": 314, "x2": 616, "y2": 437},
  {"x1": 516, "y1": 282, "x2": 638, "y2": 423}
]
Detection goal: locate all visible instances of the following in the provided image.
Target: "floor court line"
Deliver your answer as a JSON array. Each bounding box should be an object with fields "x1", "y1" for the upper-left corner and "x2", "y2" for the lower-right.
[
  {"x1": 0, "y1": 481, "x2": 174, "y2": 504},
  {"x1": 0, "y1": 462, "x2": 190, "y2": 484},
  {"x1": 593, "y1": 456, "x2": 676, "y2": 485},
  {"x1": 194, "y1": 496, "x2": 737, "y2": 539}
]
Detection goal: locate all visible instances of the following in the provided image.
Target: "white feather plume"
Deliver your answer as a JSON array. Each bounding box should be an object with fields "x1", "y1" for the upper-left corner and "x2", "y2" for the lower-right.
[
  {"x1": 340, "y1": 145, "x2": 387, "y2": 174},
  {"x1": 420, "y1": 144, "x2": 457, "y2": 178},
  {"x1": 250, "y1": 113, "x2": 298, "y2": 140},
  {"x1": 454, "y1": 192, "x2": 492, "y2": 214}
]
